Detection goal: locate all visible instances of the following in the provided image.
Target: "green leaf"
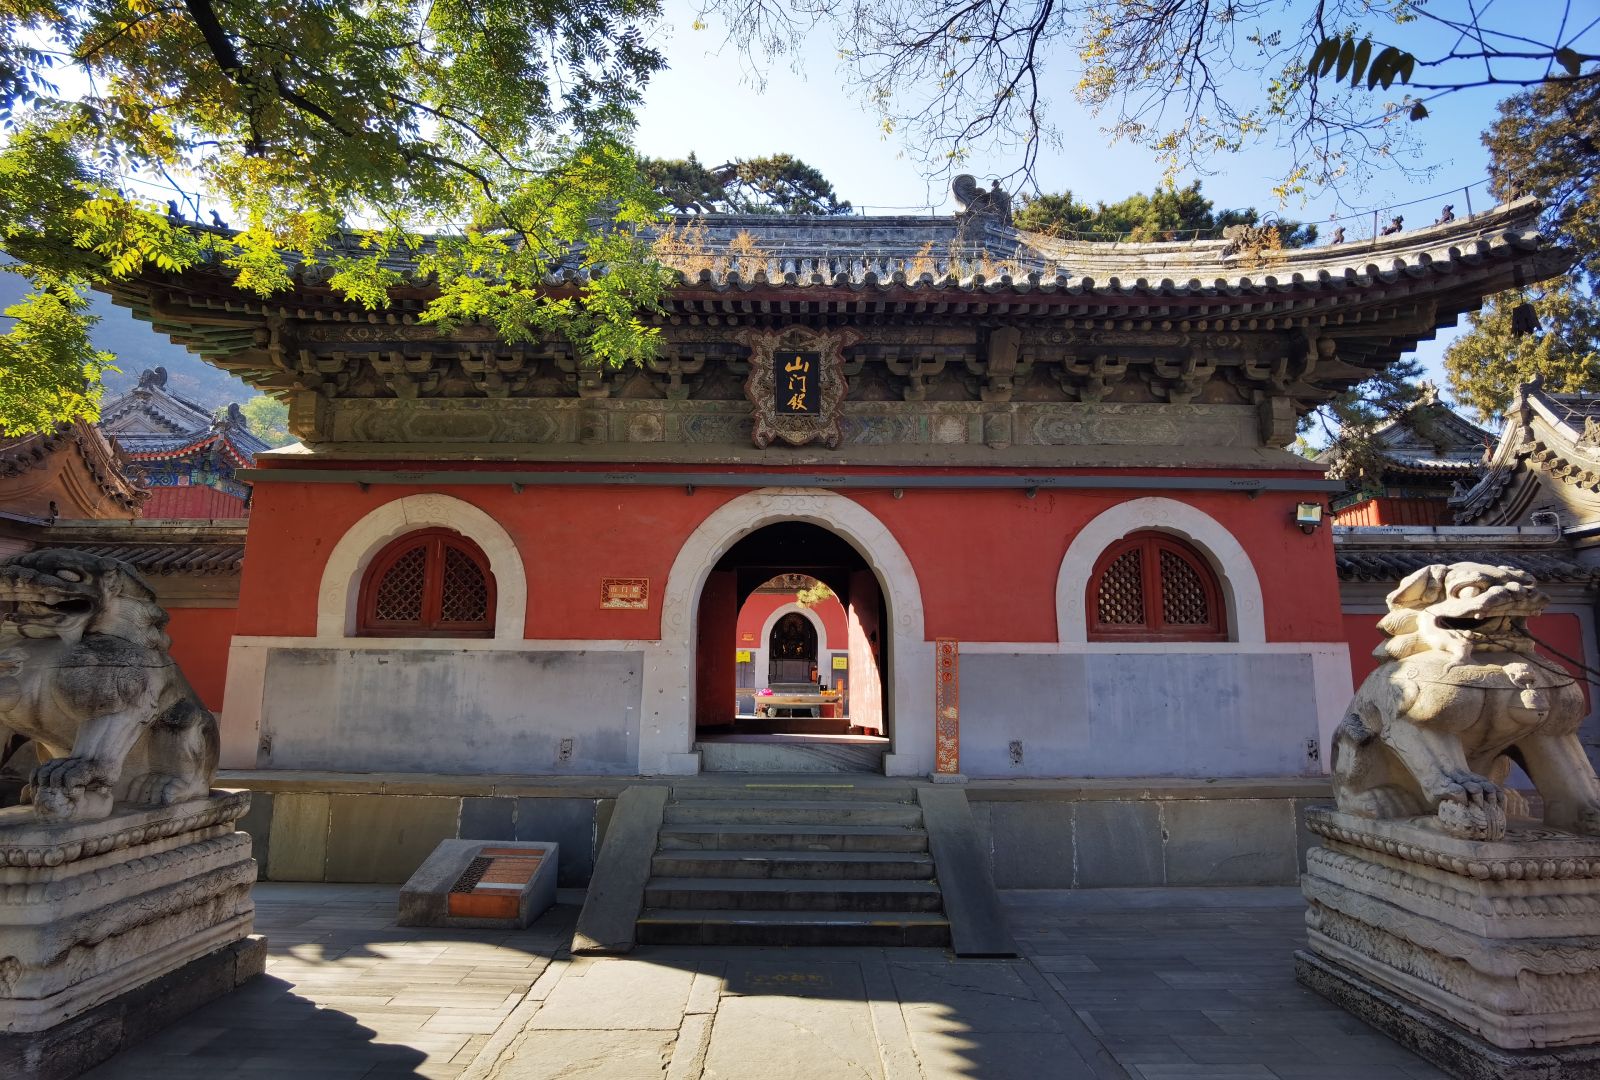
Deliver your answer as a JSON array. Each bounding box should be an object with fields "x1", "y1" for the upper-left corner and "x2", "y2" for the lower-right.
[
  {"x1": 1309, "y1": 38, "x2": 1342, "y2": 79},
  {"x1": 1349, "y1": 38, "x2": 1373, "y2": 88},
  {"x1": 1335, "y1": 38, "x2": 1356, "y2": 82}
]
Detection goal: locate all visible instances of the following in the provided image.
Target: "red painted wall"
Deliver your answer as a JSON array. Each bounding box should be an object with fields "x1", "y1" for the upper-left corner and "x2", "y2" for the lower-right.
[
  {"x1": 1333, "y1": 497, "x2": 1450, "y2": 527},
  {"x1": 736, "y1": 591, "x2": 847, "y2": 650},
  {"x1": 1342, "y1": 610, "x2": 1592, "y2": 709},
  {"x1": 141, "y1": 485, "x2": 250, "y2": 519},
  {"x1": 165, "y1": 606, "x2": 236, "y2": 712},
  {"x1": 236, "y1": 473, "x2": 1344, "y2": 644}
]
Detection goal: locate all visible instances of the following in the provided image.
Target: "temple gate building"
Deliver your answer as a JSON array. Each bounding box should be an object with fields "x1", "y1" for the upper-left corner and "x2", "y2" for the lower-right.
[{"x1": 83, "y1": 196, "x2": 1568, "y2": 887}]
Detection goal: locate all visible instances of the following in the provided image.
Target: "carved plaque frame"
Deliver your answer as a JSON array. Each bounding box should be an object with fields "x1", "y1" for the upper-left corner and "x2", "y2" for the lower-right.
[{"x1": 740, "y1": 326, "x2": 858, "y2": 448}]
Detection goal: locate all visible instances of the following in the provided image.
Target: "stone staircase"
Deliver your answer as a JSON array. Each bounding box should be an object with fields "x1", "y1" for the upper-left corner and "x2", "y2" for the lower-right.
[{"x1": 633, "y1": 784, "x2": 951, "y2": 946}]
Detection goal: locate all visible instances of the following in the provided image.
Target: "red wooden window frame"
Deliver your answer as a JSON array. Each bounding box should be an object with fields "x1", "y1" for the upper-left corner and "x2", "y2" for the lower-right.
[
  {"x1": 1087, "y1": 531, "x2": 1227, "y2": 642},
  {"x1": 358, "y1": 529, "x2": 497, "y2": 638}
]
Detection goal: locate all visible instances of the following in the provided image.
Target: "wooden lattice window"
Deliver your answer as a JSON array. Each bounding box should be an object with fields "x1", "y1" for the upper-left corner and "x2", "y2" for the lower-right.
[
  {"x1": 358, "y1": 529, "x2": 496, "y2": 637},
  {"x1": 1088, "y1": 532, "x2": 1226, "y2": 642}
]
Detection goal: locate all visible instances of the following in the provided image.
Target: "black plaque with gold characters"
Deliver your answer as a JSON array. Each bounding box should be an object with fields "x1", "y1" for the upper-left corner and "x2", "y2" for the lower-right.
[
  {"x1": 776, "y1": 352, "x2": 822, "y2": 415},
  {"x1": 740, "y1": 327, "x2": 857, "y2": 447}
]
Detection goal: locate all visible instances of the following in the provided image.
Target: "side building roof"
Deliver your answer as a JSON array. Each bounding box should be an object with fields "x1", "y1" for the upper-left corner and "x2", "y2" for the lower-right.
[
  {"x1": 1451, "y1": 385, "x2": 1600, "y2": 531},
  {"x1": 1320, "y1": 384, "x2": 1492, "y2": 483},
  {"x1": 99, "y1": 369, "x2": 270, "y2": 465},
  {"x1": 0, "y1": 420, "x2": 147, "y2": 523}
]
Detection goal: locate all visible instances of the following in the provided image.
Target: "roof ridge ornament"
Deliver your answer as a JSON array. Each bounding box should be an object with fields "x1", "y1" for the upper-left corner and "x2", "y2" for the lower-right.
[{"x1": 951, "y1": 174, "x2": 1013, "y2": 226}]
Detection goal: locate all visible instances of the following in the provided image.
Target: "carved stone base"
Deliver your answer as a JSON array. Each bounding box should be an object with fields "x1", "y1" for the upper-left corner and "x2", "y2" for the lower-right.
[
  {"x1": 1296, "y1": 951, "x2": 1600, "y2": 1080},
  {"x1": 0, "y1": 792, "x2": 260, "y2": 1041},
  {"x1": 0, "y1": 935, "x2": 265, "y2": 1080},
  {"x1": 1302, "y1": 806, "x2": 1600, "y2": 1054}
]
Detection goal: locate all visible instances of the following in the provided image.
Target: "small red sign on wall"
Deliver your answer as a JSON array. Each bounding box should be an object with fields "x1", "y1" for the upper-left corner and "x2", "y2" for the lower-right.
[{"x1": 601, "y1": 578, "x2": 649, "y2": 609}]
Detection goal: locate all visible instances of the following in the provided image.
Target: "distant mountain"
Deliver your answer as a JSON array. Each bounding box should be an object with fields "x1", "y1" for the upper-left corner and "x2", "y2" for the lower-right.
[{"x1": 0, "y1": 270, "x2": 256, "y2": 412}]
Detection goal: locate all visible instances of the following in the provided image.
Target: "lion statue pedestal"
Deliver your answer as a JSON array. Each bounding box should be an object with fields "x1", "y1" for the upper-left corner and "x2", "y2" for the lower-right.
[
  {"x1": 0, "y1": 551, "x2": 263, "y2": 1079},
  {"x1": 1299, "y1": 562, "x2": 1600, "y2": 1078}
]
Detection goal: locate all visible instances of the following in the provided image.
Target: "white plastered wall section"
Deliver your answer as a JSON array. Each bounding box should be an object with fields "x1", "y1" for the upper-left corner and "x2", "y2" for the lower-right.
[
  {"x1": 644, "y1": 488, "x2": 931, "y2": 776},
  {"x1": 947, "y1": 496, "x2": 1351, "y2": 777}
]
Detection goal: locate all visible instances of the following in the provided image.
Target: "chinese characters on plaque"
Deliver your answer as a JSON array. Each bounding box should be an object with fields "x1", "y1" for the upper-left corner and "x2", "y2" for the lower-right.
[
  {"x1": 776, "y1": 353, "x2": 822, "y2": 415},
  {"x1": 740, "y1": 327, "x2": 857, "y2": 448},
  {"x1": 599, "y1": 578, "x2": 649, "y2": 610}
]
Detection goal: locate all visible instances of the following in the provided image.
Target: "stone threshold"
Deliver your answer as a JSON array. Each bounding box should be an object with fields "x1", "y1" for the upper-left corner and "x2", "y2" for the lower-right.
[{"x1": 218, "y1": 769, "x2": 1332, "y2": 802}]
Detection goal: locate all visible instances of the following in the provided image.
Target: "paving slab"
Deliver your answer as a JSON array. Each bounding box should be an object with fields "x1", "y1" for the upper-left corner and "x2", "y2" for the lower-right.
[
  {"x1": 525, "y1": 957, "x2": 694, "y2": 1030},
  {"x1": 889, "y1": 961, "x2": 1062, "y2": 1034},
  {"x1": 703, "y1": 993, "x2": 881, "y2": 1080},
  {"x1": 484, "y1": 1029, "x2": 675, "y2": 1079}
]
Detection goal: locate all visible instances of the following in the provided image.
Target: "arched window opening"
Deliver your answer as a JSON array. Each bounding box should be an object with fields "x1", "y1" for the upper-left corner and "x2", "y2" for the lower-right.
[
  {"x1": 1088, "y1": 531, "x2": 1226, "y2": 642},
  {"x1": 359, "y1": 529, "x2": 496, "y2": 637}
]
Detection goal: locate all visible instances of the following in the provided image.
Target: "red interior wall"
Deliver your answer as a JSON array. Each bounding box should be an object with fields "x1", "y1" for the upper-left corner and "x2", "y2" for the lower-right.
[
  {"x1": 736, "y1": 591, "x2": 847, "y2": 650},
  {"x1": 695, "y1": 571, "x2": 737, "y2": 726},
  {"x1": 237, "y1": 475, "x2": 1343, "y2": 644},
  {"x1": 1343, "y1": 610, "x2": 1592, "y2": 709},
  {"x1": 164, "y1": 607, "x2": 236, "y2": 712}
]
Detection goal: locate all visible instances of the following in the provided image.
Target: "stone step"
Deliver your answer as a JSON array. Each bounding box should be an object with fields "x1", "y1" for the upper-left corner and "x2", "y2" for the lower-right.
[
  {"x1": 696, "y1": 740, "x2": 886, "y2": 773},
  {"x1": 650, "y1": 849, "x2": 936, "y2": 881},
  {"x1": 657, "y1": 823, "x2": 929, "y2": 853},
  {"x1": 635, "y1": 908, "x2": 951, "y2": 947},
  {"x1": 644, "y1": 877, "x2": 943, "y2": 913},
  {"x1": 663, "y1": 800, "x2": 924, "y2": 827},
  {"x1": 670, "y1": 782, "x2": 917, "y2": 802}
]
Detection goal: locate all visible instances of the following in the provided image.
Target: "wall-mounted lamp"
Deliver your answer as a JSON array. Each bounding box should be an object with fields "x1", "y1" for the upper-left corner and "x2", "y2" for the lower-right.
[{"x1": 1295, "y1": 502, "x2": 1325, "y2": 534}]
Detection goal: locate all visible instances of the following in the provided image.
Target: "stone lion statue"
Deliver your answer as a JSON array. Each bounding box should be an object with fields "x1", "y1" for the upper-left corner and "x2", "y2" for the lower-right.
[
  {"x1": 0, "y1": 549, "x2": 218, "y2": 823},
  {"x1": 1333, "y1": 562, "x2": 1600, "y2": 841}
]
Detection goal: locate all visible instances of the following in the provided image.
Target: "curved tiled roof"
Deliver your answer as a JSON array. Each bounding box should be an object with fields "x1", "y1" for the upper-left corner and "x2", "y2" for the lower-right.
[
  {"x1": 50, "y1": 541, "x2": 244, "y2": 575},
  {"x1": 99, "y1": 197, "x2": 1564, "y2": 409},
  {"x1": 118, "y1": 428, "x2": 269, "y2": 465},
  {"x1": 1453, "y1": 387, "x2": 1600, "y2": 524},
  {"x1": 1336, "y1": 548, "x2": 1598, "y2": 583},
  {"x1": 0, "y1": 421, "x2": 147, "y2": 513}
]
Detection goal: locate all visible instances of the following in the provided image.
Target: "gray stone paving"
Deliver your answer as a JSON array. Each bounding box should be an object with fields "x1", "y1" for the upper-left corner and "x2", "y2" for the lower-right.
[{"x1": 82, "y1": 883, "x2": 1450, "y2": 1080}]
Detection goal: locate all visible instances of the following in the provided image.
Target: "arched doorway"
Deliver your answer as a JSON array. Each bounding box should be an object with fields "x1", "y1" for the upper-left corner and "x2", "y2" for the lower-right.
[
  {"x1": 693, "y1": 521, "x2": 891, "y2": 770},
  {"x1": 641, "y1": 488, "x2": 929, "y2": 777}
]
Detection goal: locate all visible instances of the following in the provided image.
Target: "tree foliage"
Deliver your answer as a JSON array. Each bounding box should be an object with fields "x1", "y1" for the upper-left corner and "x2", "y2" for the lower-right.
[
  {"x1": 1485, "y1": 70, "x2": 1600, "y2": 286},
  {"x1": 0, "y1": 0, "x2": 677, "y2": 434},
  {"x1": 1309, "y1": 354, "x2": 1425, "y2": 471},
  {"x1": 794, "y1": 579, "x2": 835, "y2": 608},
  {"x1": 1444, "y1": 284, "x2": 1600, "y2": 422},
  {"x1": 236, "y1": 394, "x2": 292, "y2": 447},
  {"x1": 643, "y1": 153, "x2": 852, "y2": 215},
  {"x1": 696, "y1": 0, "x2": 1599, "y2": 194},
  {"x1": 1013, "y1": 181, "x2": 1316, "y2": 245},
  {"x1": 1441, "y1": 71, "x2": 1600, "y2": 420}
]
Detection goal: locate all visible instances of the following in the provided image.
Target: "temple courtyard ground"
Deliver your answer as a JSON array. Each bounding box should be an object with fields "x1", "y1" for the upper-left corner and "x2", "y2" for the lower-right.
[{"x1": 77, "y1": 883, "x2": 1451, "y2": 1080}]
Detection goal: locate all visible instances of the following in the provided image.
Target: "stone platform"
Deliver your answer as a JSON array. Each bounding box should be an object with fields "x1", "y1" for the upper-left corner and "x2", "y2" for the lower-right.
[
  {"x1": 1300, "y1": 806, "x2": 1600, "y2": 1074},
  {"x1": 0, "y1": 792, "x2": 263, "y2": 1079}
]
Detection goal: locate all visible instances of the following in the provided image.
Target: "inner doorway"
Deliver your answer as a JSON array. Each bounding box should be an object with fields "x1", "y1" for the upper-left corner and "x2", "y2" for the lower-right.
[{"x1": 694, "y1": 521, "x2": 890, "y2": 771}]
